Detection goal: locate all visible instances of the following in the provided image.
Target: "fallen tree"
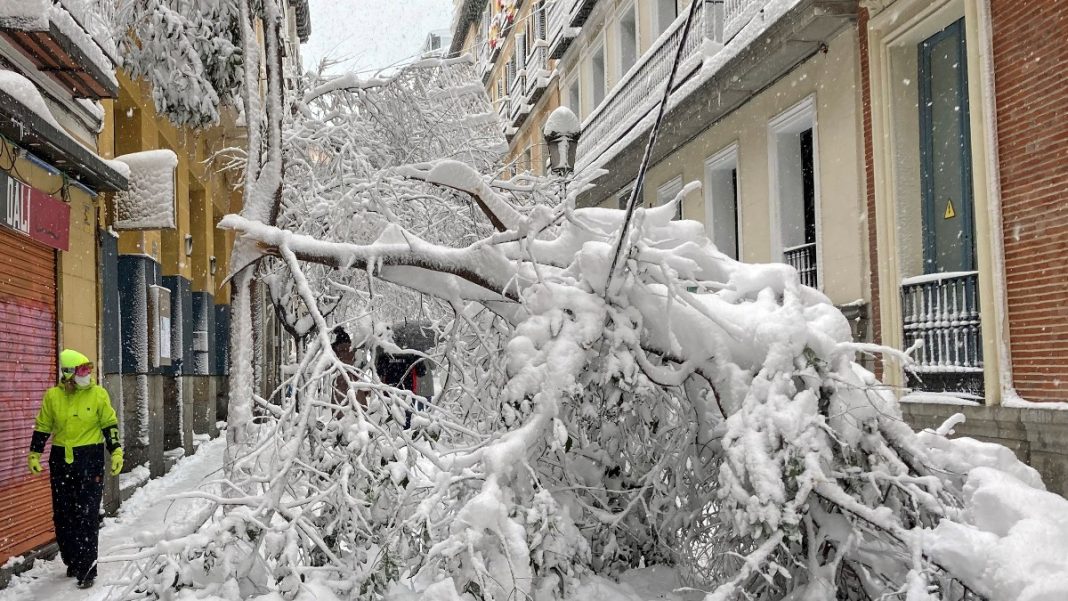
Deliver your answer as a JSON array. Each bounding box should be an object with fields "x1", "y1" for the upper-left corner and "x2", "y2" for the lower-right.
[{"x1": 107, "y1": 33, "x2": 1067, "y2": 601}]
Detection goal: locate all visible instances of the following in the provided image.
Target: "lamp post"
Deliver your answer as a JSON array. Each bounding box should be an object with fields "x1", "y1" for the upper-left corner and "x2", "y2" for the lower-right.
[{"x1": 543, "y1": 106, "x2": 580, "y2": 177}]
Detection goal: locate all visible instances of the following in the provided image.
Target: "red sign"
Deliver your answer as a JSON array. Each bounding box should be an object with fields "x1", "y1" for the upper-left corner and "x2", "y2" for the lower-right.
[{"x1": 0, "y1": 169, "x2": 70, "y2": 251}]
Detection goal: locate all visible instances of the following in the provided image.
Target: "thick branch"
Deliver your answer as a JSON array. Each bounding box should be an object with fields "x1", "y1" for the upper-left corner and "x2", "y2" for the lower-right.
[{"x1": 220, "y1": 215, "x2": 522, "y2": 303}]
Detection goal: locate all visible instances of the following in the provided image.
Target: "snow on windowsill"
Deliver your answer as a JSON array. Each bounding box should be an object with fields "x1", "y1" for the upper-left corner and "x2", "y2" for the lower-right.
[
  {"x1": 1002, "y1": 396, "x2": 1068, "y2": 411},
  {"x1": 900, "y1": 270, "x2": 979, "y2": 286},
  {"x1": 900, "y1": 391, "x2": 982, "y2": 406}
]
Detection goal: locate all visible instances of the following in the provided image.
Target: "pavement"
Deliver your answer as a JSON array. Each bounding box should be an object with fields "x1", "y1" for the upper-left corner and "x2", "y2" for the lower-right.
[{"x1": 0, "y1": 436, "x2": 225, "y2": 601}]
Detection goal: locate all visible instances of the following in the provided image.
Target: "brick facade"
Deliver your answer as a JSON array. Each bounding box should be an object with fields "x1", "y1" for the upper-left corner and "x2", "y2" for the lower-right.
[
  {"x1": 858, "y1": 8, "x2": 882, "y2": 360},
  {"x1": 991, "y1": 0, "x2": 1068, "y2": 402}
]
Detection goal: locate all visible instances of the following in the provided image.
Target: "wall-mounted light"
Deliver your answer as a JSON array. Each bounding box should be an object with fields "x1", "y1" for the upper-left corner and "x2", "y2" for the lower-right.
[
  {"x1": 184, "y1": 234, "x2": 193, "y2": 257},
  {"x1": 209, "y1": 255, "x2": 217, "y2": 276}
]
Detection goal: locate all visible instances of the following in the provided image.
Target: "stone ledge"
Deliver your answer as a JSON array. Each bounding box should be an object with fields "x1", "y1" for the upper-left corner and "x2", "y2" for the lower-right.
[
  {"x1": 0, "y1": 543, "x2": 57, "y2": 589},
  {"x1": 902, "y1": 402, "x2": 1068, "y2": 497}
]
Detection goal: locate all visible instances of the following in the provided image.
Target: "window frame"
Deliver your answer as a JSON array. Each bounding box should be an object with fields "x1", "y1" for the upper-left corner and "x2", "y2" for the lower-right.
[
  {"x1": 704, "y1": 143, "x2": 742, "y2": 260},
  {"x1": 767, "y1": 95, "x2": 821, "y2": 286}
]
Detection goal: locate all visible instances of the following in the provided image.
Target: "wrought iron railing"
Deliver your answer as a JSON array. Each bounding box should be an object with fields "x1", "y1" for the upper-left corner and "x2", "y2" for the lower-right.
[
  {"x1": 723, "y1": 0, "x2": 770, "y2": 42},
  {"x1": 784, "y1": 242, "x2": 818, "y2": 288},
  {"x1": 576, "y1": 0, "x2": 712, "y2": 165},
  {"x1": 525, "y1": 44, "x2": 549, "y2": 96},
  {"x1": 547, "y1": 0, "x2": 577, "y2": 58},
  {"x1": 901, "y1": 271, "x2": 982, "y2": 374},
  {"x1": 509, "y1": 71, "x2": 528, "y2": 124}
]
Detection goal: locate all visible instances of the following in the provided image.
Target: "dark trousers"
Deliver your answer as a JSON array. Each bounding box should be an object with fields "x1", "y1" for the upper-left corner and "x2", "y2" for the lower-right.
[{"x1": 48, "y1": 444, "x2": 105, "y2": 580}]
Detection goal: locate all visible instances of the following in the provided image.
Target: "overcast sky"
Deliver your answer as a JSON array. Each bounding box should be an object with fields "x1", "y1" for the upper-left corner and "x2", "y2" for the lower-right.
[{"x1": 302, "y1": 0, "x2": 455, "y2": 75}]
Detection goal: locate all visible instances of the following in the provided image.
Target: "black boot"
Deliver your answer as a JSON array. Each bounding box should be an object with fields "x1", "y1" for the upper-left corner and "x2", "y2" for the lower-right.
[
  {"x1": 66, "y1": 566, "x2": 76, "y2": 578},
  {"x1": 76, "y1": 575, "x2": 95, "y2": 589}
]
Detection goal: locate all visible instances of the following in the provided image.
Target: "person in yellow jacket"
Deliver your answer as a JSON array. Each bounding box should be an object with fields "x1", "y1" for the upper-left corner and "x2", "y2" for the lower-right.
[{"x1": 27, "y1": 349, "x2": 123, "y2": 590}]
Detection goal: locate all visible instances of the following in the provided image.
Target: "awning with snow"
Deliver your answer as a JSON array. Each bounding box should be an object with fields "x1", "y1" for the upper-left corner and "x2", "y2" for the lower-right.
[
  {"x1": 111, "y1": 149, "x2": 178, "y2": 230},
  {"x1": 0, "y1": 0, "x2": 118, "y2": 99},
  {"x1": 0, "y1": 71, "x2": 127, "y2": 192}
]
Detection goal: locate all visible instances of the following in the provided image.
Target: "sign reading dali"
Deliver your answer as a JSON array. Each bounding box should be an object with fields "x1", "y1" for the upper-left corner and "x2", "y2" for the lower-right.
[{"x1": 0, "y1": 168, "x2": 71, "y2": 251}]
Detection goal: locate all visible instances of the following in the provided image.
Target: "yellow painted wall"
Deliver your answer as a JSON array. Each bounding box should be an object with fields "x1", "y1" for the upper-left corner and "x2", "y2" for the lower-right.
[
  {"x1": 109, "y1": 73, "x2": 240, "y2": 304},
  {"x1": 640, "y1": 28, "x2": 868, "y2": 305}
]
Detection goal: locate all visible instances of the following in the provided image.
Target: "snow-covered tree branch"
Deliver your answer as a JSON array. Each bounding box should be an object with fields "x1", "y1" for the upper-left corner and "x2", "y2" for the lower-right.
[{"x1": 109, "y1": 28, "x2": 1066, "y2": 601}]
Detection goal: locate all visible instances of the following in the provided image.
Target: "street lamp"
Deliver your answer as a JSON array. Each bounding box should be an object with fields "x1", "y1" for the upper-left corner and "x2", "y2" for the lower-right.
[{"x1": 543, "y1": 106, "x2": 581, "y2": 177}]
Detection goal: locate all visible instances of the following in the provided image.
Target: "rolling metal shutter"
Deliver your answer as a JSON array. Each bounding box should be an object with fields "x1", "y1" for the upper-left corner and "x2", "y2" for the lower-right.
[{"x1": 0, "y1": 227, "x2": 57, "y2": 565}]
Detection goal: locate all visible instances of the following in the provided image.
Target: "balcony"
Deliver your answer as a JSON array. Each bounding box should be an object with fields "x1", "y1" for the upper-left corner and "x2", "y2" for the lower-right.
[
  {"x1": 901, "y1": 271, "x2": 984, "y2": 395},
  {"x1": 524, "y1": 42, "x2": 551, "y2": 104},
  {"x1": 784, "y1": 242, "x2": 818, "y2": 288},
  {"x1": 574, "y1": 0, "x2": 857, "y2": 207},
  {"x1": 724, "y1": 0, "x2": 769, "y2": 41},
  {"x1": 576, "y1": 0, "x2": 714, "y2": 168},
  {"x1": 547, "y1": 0, "x2": 578, "y2": 58},
  {"x1": 509, "y1": 71, "x2": 530, "y2": 128}
]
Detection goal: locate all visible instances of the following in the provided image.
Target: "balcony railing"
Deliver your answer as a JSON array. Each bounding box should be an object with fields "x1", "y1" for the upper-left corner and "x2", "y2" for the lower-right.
[
  {"x1": 784, "y1": 242, "x2": 818, "y2": 288},
  {"x1": 576, "y1": 0, "x2": 713, "y2": 165},
  {"x1": 547, "y1": 0, "x2": 578, "y2": 58},
  {"x1": 525, "y1": 43, "x2": 549, "y2": 97},
  {"x1": 509, "y1": 71, "x2": 529, "y2": 125},
  {"x1": 901, "y1": 271, "x2": 982, "y2": 377},
  {"x1": 724, "y1": 0, "x2": 770, "y2": 42}
]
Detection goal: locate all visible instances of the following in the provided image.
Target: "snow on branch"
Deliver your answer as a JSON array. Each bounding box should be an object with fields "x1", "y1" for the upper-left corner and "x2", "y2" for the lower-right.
[{"x1": 396, "y1": 160, "x2": 523, "y2": 232}]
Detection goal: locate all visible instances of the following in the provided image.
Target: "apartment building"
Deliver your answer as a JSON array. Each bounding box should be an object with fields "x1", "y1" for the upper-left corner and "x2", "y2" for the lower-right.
[
  {"x1": 450, "y1": 0, "x2": 561, "y2": 175},
  {"x1": 551, "y1": 0, "x2": 867, "y2": 333},
  {"x1": 487, "y1": 1, "x2": 1068, "y2": 492}
]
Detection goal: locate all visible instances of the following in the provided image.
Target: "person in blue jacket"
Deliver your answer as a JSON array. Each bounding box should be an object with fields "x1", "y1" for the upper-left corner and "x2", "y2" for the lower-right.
[{"x1": 27, "y1": 349, "x2": 123, "y2": 589}]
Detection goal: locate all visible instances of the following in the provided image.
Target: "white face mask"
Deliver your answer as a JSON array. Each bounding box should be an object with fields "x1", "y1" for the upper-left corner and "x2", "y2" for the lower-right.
[{"x1": 73, "y1": 374, "x2": 91, "y2": 388}]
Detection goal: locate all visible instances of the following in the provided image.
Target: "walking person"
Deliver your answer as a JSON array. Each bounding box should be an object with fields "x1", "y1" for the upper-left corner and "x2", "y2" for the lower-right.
[{"x1": 26, "y1": 349, "x2": 123, "y2": 589}]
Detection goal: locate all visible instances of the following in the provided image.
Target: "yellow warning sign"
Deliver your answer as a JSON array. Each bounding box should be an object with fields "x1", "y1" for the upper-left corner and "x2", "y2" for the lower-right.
[{"x1": 944, "y1": 198, "x2": 956, "y2": 219}]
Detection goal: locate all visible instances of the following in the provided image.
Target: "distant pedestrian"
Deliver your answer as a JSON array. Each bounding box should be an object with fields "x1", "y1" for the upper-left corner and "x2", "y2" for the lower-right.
[{"x1": 27, "y1": 349, "x2": 123, "y2": 589}]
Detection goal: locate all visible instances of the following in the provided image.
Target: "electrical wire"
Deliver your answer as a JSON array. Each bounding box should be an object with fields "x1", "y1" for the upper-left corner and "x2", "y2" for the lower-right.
[{"x1": 603, "y1": 0, "x2": 702, "y2": 298}]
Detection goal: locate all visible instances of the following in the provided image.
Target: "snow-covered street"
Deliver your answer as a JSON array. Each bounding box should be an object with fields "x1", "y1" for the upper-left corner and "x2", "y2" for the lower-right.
[{"x1": 0, "y1": 437, "x2": 225, "y2": 601}]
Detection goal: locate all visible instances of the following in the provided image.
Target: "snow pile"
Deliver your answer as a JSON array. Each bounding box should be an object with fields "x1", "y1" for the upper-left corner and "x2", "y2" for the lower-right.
[
  {"x1": 543, "y1": 106, "x2": 581, "y2": 138},
  {"x1": 112, "y1": 149, "x2": 178, "y2": 230},
  {"x1": 0, "y1": 0, "x2": 49, "y2": 30},
  {"x1": 0, "y1": 69, "x2": 64, "y2": 131},
  {"x1": 916, "y1": 431, "x2": 1068, "y2": 601},
  {"x1": 48, "y1": 3, "x2": 117, "y2": 87}
]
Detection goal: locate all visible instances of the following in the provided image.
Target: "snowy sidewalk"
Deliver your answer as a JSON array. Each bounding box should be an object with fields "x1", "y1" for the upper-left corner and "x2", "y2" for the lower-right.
[{"x1": 0, "y1": 436, "x2": 225, "y2": 601}]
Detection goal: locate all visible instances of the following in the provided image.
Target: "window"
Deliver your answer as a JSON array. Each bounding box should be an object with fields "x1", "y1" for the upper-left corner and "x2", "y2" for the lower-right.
[
  {"x1": 769, "y1": 97, "x2": 818, "y2": 288},
  {"x1": 590, "y1": 44, "x2": 606, "y2": 108},
  {"x1": 618, "y1": 3, "x2": 638, "y2": 77},
  {"x1": 617, "y1": 188, "x2": 632, "y2": 210},
  {"x1": 919, "y1": 19, "x2": 974, "y2": 274},
  {"x1": 534, "y1": 0, "x2": 547, "y2": 40},
  {"x1": 705, "y1": 145, "x2": 740, "y2": 260},
  {"x1": 654, "y1": 0, "x2": 677, "y2": 38},
  {"x1": 516, "y1": 33, "x2": 527, "y2": 73},
  {"x1": 867, "y1": 3, "x2": 990, "y2": 396},
  {"x1": 566, "y1": 76, "x2": 581, "y2": 116},
  {"x1": 657, "y1": 176, "x2": 684, "y2": 220}
]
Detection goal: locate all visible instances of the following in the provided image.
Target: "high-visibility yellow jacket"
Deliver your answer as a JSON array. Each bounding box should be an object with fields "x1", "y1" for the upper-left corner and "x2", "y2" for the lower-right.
[{"x1": 32, "y1": 383, "x2": 120, "y2": 463}]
